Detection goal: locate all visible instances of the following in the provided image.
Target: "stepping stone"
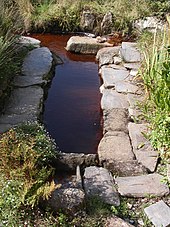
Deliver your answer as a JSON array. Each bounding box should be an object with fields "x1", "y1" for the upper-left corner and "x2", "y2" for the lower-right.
[
  {"x1": 128, "y1": 123, "x2": 158, "y2": 172},
  {"x1": 104, "y1": 216, "x2": 134, "y2": 227},
  {"x1": 22, "y1": 47, "x2": 53, "y2": 78},
  {"x1": 144, "y1": 200, "x2": 170, "y2": 227},
  {"x1": 96, "y1": 46, "x2": 120, "y2": 67},
  {"x1": 116, "y1": 173, "x2": 169, "y2": 197},
  {"x1": 115, "y1": 81, "x2": 140, "y2": 94},
  {"x1": 104, "y1": 160, "x2": 147, "y2": 177},
  {"x1": 13, "y1": 75, "x2": 45, "y2": 87},
  {"x1": 84, "y1": 166, "x2": 120, "y2": 206},
  {"x1": 66, "y1": 36, "x2": 113, "y2": 54},
  {"x1": 120, "y1": 42, "x2": 141, "y2": 63},
  {"x1": 100, "y1": 67, "x2": 129, "y2": 88},
  {"x1": 101, "y1": 90, "x2": 129, "y2": 110},
  {"x1": 98, "y1": 132, "x2": 134, "y2": 164},
  {"x1": 17, "y1": 36, "x2": 41, "y2": 47},
  {"x1": 103, "y1": 109, "x2": 128, "y2": 134}
]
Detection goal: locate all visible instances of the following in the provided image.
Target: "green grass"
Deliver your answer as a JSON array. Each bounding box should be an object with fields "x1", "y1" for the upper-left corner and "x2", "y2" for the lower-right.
[{"x1": 139, "y1": 18, "x2": 170, "y2": 160}]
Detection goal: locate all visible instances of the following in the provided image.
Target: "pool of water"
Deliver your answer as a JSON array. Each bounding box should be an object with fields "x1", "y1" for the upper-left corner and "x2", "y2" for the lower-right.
[{"x1": 32, "y1": 34, "x2": 102, "y2": 154}]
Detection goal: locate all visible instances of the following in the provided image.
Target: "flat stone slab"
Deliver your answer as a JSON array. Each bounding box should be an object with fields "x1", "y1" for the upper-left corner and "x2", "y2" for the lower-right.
[
  {"x1": 124, "y1": 62, "x2": 141, "y2": 70},
  {"x1": 66, "y1": 36, "x2": 113, "y2": 54},
  {"x1": 98, "y1": 132, "x2": 134, "y2": 164},
  {"x1": 101, "y1": 90, "x2": 129, "y2": 110},
  {"x1": 144, "y1": 200, "x2": 170, "y2": 227},
  {"x1": 115, "y1": 81, "x2": 140, "y2": 94},
  {"x1": 96, "y1": 46, "x2": 120, "y2": 66},
  {"x1": 84, "y1": 166, "x2": 120, "y2": 206},
  {"x1": 22, "y1": 47, "x2": 53, "y2": 77},
  {"x1": 120, "y1": 42, "x2": 141, "y2": 63},
  {"x1": 17, "y1": 36, "x2": 41, "y2": 47},
  {"x1": 104, "y1": 216, "x2": 134, "y2": 227},
  {"x1": 116, "y1": 173, "x2": 169, "y2": 197},
  {"x1": 104, "y1": 160, "x2": 147, "y2": 177},
  {"x1": 128, "y1": 123, "x2": 158, "y2": 172},
  {"x1": 103, "y1": 109, "x2": 128, "y2": 134},
  {"x1": 13, "y1": 75, "x2": 45, "y2": 87},
  {"x1": 100, "y1": 67, "x2": 129, "y2": 88}
]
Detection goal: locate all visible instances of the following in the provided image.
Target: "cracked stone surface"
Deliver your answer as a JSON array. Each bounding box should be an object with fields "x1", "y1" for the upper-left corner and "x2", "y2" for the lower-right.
[
  {"x1": 84, "y1": 166, "x2": 120, "y2": 206},
  {"x1": 116, "y1": 173, "x2": 169, "y2": 197},
  {"x1": 128, "y1": 123, "x2": 158, "y2": 172}
]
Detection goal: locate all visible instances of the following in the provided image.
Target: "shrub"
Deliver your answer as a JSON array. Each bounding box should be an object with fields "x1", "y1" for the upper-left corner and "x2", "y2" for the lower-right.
[{"x1": 0, "y1": 122, "x2": 58, "y2": 225}]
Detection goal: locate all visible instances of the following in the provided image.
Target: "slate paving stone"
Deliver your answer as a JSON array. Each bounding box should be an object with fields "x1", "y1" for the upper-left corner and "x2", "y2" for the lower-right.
[
  {"x1": 116, "y1": 173, "x2": 169, "y2": 197},
  {"x1": 84, "y1": 166, "x2": 120, "y2": 206},
  {"x1": 144, "y1": 200, "x2": 170, "y2": 227}
]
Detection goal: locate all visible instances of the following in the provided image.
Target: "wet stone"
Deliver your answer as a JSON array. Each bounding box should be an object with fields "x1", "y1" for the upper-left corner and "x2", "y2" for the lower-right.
[
  {"x1": 17, "y1": 36, "x2": 41, "y2": 47},
  {"x1": 144, "y1": 200, "x2": 170, "y2": 227},
  {"x1": 116, "y1": 173, "x2": 169, "y2": 197},
  {"x1": 101, "y1": 89, "x2": 129, "y2": 110},
  {"x1": 128, "y1": 123, "x2": 158, "y2": 172},
  {"x1": 84, "y1": 166, "x2": 120, "y2": 206},
  {"x1": 13, "y1": 75, "x2": 46, "y2": 87}
]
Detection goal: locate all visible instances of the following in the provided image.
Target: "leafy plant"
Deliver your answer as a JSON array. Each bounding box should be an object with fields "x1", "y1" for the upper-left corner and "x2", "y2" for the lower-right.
[{"x1": 0, "y1": 122, "x2": 58, "y2": 225}]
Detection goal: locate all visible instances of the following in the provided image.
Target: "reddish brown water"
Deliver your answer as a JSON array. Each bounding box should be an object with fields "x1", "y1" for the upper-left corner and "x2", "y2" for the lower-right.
[{"x1": 32, "y1": 34, "x2": 102, "y2": 154}]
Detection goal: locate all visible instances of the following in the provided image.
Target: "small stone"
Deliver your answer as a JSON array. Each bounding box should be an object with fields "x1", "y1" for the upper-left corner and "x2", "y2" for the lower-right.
[
  {"x1": 144, "y1": 200, "x2": 170, "y2": 227},
  {"x1": 101, "y1": 89, "x2": 129, "y2": 110},
  {"x1": 130, "y1": 69, "x2": 138, "y2": 77},
  {"x1": 116, "y1": 174, "x2": 169, "y2": 197},
  {"x1": 124, "y1": 63, "x2": 141, "y2": 70},
  {"x1": 138, "y1": 219, "x2": 144, "y2": 226},
  {"x1": 84, "y1": 166, "x2": 120, "y2": 206},
  {"x1": 17, "y1": 36, "x2": 41, "y2": 47}
]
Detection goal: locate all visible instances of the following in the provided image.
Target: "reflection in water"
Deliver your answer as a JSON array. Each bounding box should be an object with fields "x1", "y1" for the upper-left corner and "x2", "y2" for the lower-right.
[{"x1": 32, "y1": 34, "x2": 102, "y2": 154}]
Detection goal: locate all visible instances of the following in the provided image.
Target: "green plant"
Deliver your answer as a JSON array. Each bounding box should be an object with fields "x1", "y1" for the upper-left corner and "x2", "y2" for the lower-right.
[{"x1": 0, "y1": 122, "x2": 58, "y2": 225}]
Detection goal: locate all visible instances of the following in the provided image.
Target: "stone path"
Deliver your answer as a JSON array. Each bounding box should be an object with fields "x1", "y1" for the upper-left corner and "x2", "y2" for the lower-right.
[{"x1": 0, "y1": 45, "x2": 53, "y2": 133}]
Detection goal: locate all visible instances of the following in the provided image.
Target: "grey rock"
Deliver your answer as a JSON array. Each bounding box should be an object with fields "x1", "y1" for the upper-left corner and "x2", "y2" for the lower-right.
[
  {"x1": 84, "y1": 166, "x2": 120, "y2": 206},
  {"x1": 127, "y1": 93, "x2": 143, "y2": 108},
  {"x1": 66, "y1": 36, "x2": 113, "y2": 54},
  {"x1": 120, "y1": 42, "x2": 141, "y2": 63},
  {"x1": 108, "y1": 64, "x2": 127, "y2": 70},
  {"x1": 13, "y1": 75, "x2": 45, "y2": 87},
  {"x1": 2, "y1": 87, "x2": 43, "y2": 116},
  {"x1": 100, "y1": 67, "x2": 129, "y2": 88},
  {"x1": 0, "y1": 124, "x2": 13, "y2": 133},
  {"x1": 54, "y1": 153, "x2": 98, "y2": 171},
  {"x1": 101, "y1": 12, "x2": 113, "y2": 35},
  {"x1": 128, "y1": 123, "x2": 158, "y2": 172},
  {"x1": 17, "y1": 36, "x2": 41, "y2": 47},
  {"x1": 98, "y1": 132, "x2": 134, "y2": 164},
  {"x1": 104, "y1": 160, "x2": 147, "y2": 177},
  {"x1": 144, "y1": 200, "x2": 170, "y2": 227},
  {"x1": 167, "y1": 164, "x2": 170, "y2": 183},
  {"x1": 134, "y1": 16, "x2": 164, "y2": 32},
  {"x1": 105, "y1": 215, "x2": 134, "y2": 227},
  {"x1": 103, "y1": 108, "x2": 128, "y2": 134},
  {"x1": 96, "y1": 46, "x2": 120, "y2": 67},
  {"x1": 115, "y1": 81, "x2": 140, "y2": 94},
  {"x1": 130, "y1": 69, "x2": 138, "y2": 77},
  {"x1": 22, "y1": 47, "x2": 53, "y2": 77},
  {"x1": 80, "y1": 10, "x2": 95, "y2": 32},
  {"x1": 116, "y1": 173, "x2": 169, "y2": 197},
  {"x1": 101, "y1": 89, "x2": 129, "y2": 110},
  {"x1": 47, "y1": 188, "x2": 85, "y2": 215},
  {"x1": 124, "y1": 62, "x2": 141, "y2": 70}
]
